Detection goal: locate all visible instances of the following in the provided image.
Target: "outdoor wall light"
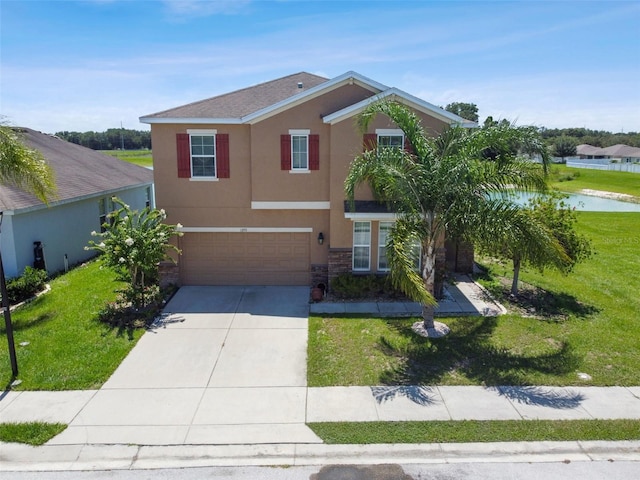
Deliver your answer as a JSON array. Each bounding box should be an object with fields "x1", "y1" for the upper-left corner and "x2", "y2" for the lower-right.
[{"x1": 317, "y1": 232, "x2": 324, "y2": 245}]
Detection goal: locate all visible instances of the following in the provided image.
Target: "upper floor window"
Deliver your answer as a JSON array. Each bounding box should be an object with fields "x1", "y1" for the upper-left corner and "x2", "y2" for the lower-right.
[
  {"x1": 377, "y1": 129, "x2": 404, "y2": 150},
  {"x1": 176, "y1": 130, "x2": 230, "y2": 179},
  {"x1": 291, "y1": 133, "x2": 309, "y2": 170},
  {"x1": 281, "y1": 130, "x2": 320, "y2": 171},
  {"x1": 190, "y1": 132, "x2": 216, "y2": 178}
]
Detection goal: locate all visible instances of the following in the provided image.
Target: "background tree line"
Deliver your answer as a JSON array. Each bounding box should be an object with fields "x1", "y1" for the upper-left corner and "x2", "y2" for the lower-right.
[
  {"x1": 54, "y1": 128, "x2": 151, "y2": 150},
  {"x1": 443, "y1": 102, "x2": 640, "y2": 148}
]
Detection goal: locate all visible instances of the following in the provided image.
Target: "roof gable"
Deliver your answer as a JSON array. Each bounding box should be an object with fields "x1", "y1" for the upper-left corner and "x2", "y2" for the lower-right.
[{"x1": 0, "y1": 128, "x2": 153, "y2": 212}]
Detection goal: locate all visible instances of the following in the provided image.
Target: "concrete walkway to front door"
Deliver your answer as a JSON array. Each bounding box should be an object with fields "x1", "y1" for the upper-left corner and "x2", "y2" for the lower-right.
[{"x1": 50, "y1": 286, "x2": 322, "y2": 445}]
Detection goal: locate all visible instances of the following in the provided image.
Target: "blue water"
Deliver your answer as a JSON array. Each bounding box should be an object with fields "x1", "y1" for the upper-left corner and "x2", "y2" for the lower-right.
[{"x1": 501, "y1": 191, "x2": 640, "y2": 212}]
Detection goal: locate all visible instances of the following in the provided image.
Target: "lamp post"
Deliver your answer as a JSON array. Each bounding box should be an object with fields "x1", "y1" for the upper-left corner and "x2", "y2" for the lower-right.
[{"x1": 0, "y1": 212, "x2": 18, "y2": 377}]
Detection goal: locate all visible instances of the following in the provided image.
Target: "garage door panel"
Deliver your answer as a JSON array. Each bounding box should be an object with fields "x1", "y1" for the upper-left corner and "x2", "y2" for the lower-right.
[{"x1": 181, "y1": 232, "x2": 310, "y2": 286}]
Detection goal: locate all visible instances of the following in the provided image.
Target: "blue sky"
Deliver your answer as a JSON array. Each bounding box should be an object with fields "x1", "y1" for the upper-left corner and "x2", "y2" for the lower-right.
[{"x1": 1, "y1": 0, "x2": 639, "y2": 133}]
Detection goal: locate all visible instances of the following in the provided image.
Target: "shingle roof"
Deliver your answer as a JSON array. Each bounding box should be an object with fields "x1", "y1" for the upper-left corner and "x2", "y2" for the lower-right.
[
  {"x1": 599, "y1": 144, "x2": 640, "y2": 157},
  {"x1": 577, "y1": 143, "x2": 640, "y2": 158},
  {"x1": 142, "y1": 72, "x2": 329, "y2": 119},
  {"x1": 0, "y1": 128, "x2": 153, "y2": 212}
]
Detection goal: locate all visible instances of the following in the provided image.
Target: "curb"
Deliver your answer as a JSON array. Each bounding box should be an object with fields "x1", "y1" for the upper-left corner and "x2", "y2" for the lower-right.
[{"x1": 1, "y1": 440, "x2": 639, "y2": 472}]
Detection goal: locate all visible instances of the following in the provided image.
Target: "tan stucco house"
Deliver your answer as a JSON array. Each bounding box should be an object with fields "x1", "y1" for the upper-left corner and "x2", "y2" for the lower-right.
[{"x1": 140, "y1": 71, "x2": 475, "y2": 288}]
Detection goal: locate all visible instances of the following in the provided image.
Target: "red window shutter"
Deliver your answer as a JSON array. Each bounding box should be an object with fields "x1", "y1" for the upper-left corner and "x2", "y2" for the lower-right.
[
  {"x1": 281, "y1": 134, "x2": 292, "y2": 170},
  {"x1": 176, "y1": 133, "x2": 191, "y2": 178},
  {"x1": 363, "y1": 133, "x2": 377, "y2": 151},
  {"x1": 216, "y1": 133, "x2": 230, "y2": 178},
  {"x1": 309, "y1": 134, "x2": 319, "y2": 170},
  {"x1": 404, "y1": 136, "x2": 415, "y2": 155}
]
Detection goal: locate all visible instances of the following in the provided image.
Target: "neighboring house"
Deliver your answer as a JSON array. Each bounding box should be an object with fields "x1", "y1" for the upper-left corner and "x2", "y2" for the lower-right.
[
  {"x1": 140, "y1": 71, "x2": 475, "y2": 288},
  {"x1": 577, "y1": 144, "x2": 640, "y2": 162},
  {"x1": 0, "y1": 128, "x2": 154, "y2": 279}
]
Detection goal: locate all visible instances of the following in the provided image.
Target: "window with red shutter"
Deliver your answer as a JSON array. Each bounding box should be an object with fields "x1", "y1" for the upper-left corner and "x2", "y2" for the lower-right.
[
  {"x1": 216, "y1": 133, "x2": 230, "y2": 178},
  {"x1": 309, "y1": 134, "x2": 319, "y2": 170},
  {"x1": 176, "y1": 133, "x2": 191, "y2": 178},
  {"x1": 281, "y1": 134, "x2": 292, "y2": 170},
  {"x1": 363, "y1": 133, "x2": 377, "y2": 151}
]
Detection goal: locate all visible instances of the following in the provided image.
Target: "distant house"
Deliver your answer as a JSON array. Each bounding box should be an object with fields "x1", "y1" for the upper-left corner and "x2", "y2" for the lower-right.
[
  {"x1": 577, "y1": 144, "x2": 640, "y2": 162},
  {"x1": 0, "y1": 128, "x2": 154, "y2": 279}
]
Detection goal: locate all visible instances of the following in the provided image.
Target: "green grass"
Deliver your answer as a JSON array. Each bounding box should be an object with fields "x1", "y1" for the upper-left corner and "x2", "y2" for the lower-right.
[
  {"x1": 308, "y1": 212, "x2": 640, "y2": 387},
  {"x1": 100, "y1": 149, "x2": 152, "y2": 168},
  {"x1": 0, "y1": 261, "x2": 144, "y2": 390},
  {"x1": 549, "y1": 165, "x2": 640, "y2": 199},
  {"x1": 310, "y1": 420, "x2": 640, "y2": 444},
  {"x1": 0, "y1": 422, "x2": 67, "y2": 445}
]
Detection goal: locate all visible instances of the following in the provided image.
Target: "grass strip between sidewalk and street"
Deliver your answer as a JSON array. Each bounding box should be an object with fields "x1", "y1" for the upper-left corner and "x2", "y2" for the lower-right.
[
  {"x1": 0, "y1": 422, "x2": 67, "y2": 446},
  {"x1": 309, "y1": 419, "x2": 640, "y2": 444}
]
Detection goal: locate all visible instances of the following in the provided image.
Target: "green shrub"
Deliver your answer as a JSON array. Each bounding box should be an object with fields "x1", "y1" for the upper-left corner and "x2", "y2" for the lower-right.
[
  {"x1": 5, "y1": 266, "x2": 48, "y2": 304},
  {"x1": 331, "y1": 273, "x2": 401, "y2": 299}
]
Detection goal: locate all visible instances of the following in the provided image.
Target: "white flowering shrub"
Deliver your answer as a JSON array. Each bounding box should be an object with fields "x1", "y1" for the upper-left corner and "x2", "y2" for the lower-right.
[{"x1": 87, "y1": 197, "x2": 183, "y2": 308}]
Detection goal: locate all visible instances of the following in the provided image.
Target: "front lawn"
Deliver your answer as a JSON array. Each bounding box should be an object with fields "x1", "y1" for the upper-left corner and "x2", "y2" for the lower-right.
[
  {"x1": 0, "y1": 261, "x2": 144, "y2": 390},
  {"x1": 308, "y1": 212, "x2": 640, "y2": 387}
]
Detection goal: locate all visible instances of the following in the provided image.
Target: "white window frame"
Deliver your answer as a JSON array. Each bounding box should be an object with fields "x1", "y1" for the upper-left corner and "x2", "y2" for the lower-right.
[
  {"x1": 377, "y1": 221, "x2": 421, "y2": 273},
  {"x1": 376, "y1": 128, "x2": 404, "y2": 150},
  {"x1": 98, "y1": 197, "x2": 114, "y2": 233},
  {"x1": 378, "y1": 221, "x2": 393, "y2": 271},
  {"x1": 289, "y1": 129, "x2": 310, "y2": 172},
  {"x1": 188, "y1": 129, "x2": 217, "y2": 179},
  {"x1": 352, "y1": 221, "x2": 371, "y2": 271}
]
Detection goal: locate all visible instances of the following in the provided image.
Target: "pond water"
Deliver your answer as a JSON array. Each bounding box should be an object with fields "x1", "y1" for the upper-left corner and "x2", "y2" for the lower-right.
[{"x1": 502, "y1": 191, "x2": 640, "y2": 212}]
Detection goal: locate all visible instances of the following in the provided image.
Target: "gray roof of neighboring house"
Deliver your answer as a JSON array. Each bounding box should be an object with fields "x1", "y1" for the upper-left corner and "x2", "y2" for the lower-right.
[
  {"x1": 576, "y1": 144, "x2": 602, "y2": 156},
  {"x1": 577, "y1": 143, "x2": 640, "y2": 158},
  {"x1": 599, "y1": 144, "x2": 640, "y2": 157},
  {"x1": 0, "y1": 128, "x2": 153, "y2": 212},
  {"x1": 141, "y1": 72, "x2": 329, "y2": 119}
]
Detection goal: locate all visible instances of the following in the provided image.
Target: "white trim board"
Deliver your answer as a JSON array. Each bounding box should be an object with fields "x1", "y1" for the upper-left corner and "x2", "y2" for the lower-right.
[{"x1": 251, "y1": 201, "x2": 330, "y2": 210}]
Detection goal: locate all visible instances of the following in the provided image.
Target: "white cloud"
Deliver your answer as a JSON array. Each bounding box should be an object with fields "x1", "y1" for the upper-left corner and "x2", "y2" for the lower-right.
[{"x1": 161, "y1": 0, "x2": 252, "y2": 19}]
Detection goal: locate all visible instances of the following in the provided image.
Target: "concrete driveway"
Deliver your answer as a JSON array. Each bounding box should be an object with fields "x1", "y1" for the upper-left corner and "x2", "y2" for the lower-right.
[{"x1": 52, "y1": 286, "x2": 322, "y2": 446}]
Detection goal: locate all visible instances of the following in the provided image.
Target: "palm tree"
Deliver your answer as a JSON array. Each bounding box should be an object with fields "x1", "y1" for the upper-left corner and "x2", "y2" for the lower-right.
[
  {"x1": 345, "y1": 100, "x2": 564, "y2": 337},
  {"x1": 1, "y1": 124, "x2": 56, "y2": 376}
]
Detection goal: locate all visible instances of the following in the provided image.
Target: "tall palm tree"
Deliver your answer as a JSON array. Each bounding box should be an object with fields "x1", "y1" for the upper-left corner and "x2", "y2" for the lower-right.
[
  {"x1": 345, "y1": 100, "x2": 565, "y2": 337},
  {"x1": 1, "y1": 124, "x2": 56, "y2": 376}
]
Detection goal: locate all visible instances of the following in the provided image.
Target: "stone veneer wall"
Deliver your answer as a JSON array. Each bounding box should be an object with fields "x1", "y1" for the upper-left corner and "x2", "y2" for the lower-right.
[
  {"x1": 445, "y1": 238, "x2": 475, "y2": 274},
  {"x1": 158, "y1": 260, "x2": 180, "y2": 288},
  {"x1": 310, "y1": 264, "x2": 329, "y2": 289},
  {"x1": 327, "y1": 248, "x2": 352, "y2": 289}
]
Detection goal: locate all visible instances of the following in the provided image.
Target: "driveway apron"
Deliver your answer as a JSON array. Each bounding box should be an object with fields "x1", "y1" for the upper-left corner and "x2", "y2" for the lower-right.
[{"x1": 53, "y1": 286, "x2": 322, "y2": 446}]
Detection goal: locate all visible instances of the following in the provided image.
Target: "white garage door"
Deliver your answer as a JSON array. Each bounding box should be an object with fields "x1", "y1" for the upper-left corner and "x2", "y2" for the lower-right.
[{"x1": 180, "y1": 232, "x2": 310, "y2": 285}]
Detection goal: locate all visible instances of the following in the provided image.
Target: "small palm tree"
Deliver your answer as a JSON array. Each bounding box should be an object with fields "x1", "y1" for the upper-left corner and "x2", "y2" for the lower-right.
[
  {"x1": 345, "y1": 100, "x2": 564, "y2": 337},
  {"x1": 1, "y1": 124, "x2": 56, "y2": 376}
]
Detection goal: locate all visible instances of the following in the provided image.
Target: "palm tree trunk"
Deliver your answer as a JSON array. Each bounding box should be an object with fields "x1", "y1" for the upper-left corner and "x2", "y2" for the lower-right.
[
  {"x1": 511, "y1": 256, "x2": 521, "y2": 296},
  {"x1": 422, "y1": 240, "x2": 436, "y2": 329}
]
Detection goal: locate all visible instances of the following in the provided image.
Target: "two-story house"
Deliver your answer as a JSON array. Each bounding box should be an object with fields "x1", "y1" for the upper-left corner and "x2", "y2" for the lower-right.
[{"x1": 140, "y1": 71, "x2": 475, "y2": 289}]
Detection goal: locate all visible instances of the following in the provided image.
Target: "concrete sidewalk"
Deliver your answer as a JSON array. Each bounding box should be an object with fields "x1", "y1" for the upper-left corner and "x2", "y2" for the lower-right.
[{"x1": 310, "y1": 274, "x2": 506, "y2": 317}]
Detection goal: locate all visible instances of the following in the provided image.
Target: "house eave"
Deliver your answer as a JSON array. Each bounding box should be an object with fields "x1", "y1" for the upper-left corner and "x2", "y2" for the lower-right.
[
  {"x1": 4, "y1": 182, "x2": 154, "y2": 216},
  {"x1": 323, "y1": 88, "x2": 478, "y2": 127}
]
